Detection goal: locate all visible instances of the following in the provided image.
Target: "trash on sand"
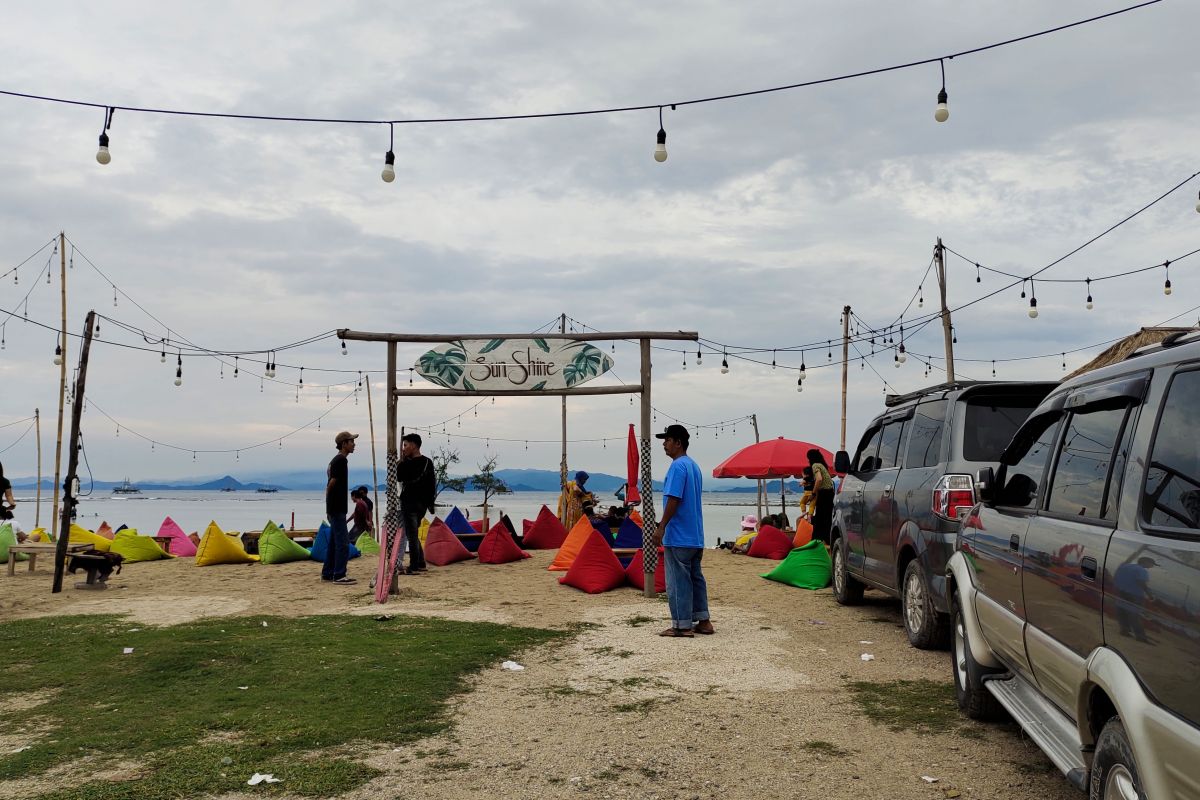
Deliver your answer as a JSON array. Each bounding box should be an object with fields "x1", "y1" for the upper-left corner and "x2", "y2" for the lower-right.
[
  {"x1": 860, "y1": 653, "x2": 875, "y2": 661},
  {"x1": 122, "y1": 647, "x2": 134, "y2": 655},
  {"x1": 858, "y1": 640, "x2": 873, "y2": 645},
  {"x1": 247, "y1": 773, "x2": 282, "y2": 785},
  {"x1": 921, "y1": 776, "x2": 939, "y2": 783},
  {"x1": 261, "y1": 621, "x2": 268, "y2": 627},
  {"x1": 501, "y1": 660, "x2": 525, "y2": 671},
  {"x1": 374, "y1": 615, "x2": 393, "y2": 621},
  {"x1": 11, "y1": 746, "x2": 30, "y2": 753},
  {"x1": 944, "y1": 790, "x2": 961, "y2": 798},
  {"x1": 221, "y1": 757, "x2": 233, "y2": 766},
  {"x1": 808, "y1": 619, "x2": 826, "y2": 625},
  {"x1": 237, "y1": 686, "x2": 249, "y2": 690}
]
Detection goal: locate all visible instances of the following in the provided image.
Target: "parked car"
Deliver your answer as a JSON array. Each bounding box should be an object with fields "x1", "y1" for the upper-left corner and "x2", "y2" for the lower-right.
[
  {"x1": 831, "y1": 380, "x2": 1056, "y2": 648},
  {"x1": 948, "y1": 330, "x2": 1200, "y2": 799}
]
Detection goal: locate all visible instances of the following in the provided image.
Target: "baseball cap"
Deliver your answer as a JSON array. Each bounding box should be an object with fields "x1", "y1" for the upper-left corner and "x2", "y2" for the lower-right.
[
  {"x1": 334, "y1": 431, "x2": 359, "y2": 446},
  {"x1": 655, "y1": 424, "x2": 690, "y2": 442}
]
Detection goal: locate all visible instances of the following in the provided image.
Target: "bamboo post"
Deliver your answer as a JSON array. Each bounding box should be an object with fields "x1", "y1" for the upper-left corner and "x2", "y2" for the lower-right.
[
  {"x1": 53, "y1": 311, "x2": 95, "y2": 593},
  {"x1": 841, "y1": 305, "x2": 851, "y2": 452},
  {"x1": 51, "y1": 233, "x2": 67, "y2": 529},
  {"x1": 751, "y1": 414, "x2": 764, "y2": 519},
  {"x1": 34, "y1": 408, "x2": 41, "y2": 528},
  {"x1": 936, "y1": 238, "x2": 956, "y2": 382},
  {"x1": 365, "y1": 373, "x2": 381, "y2": 540},
  {"x1": 639, "y1": 339, "x2": 656, "y2": 597}
]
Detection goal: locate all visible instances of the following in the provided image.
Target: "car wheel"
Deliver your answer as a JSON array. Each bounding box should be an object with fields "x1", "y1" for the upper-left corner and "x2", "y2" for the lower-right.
[
  {"x1": 902, "y1": 560, "x2": 951, "y2": 650},
  {"x1": 1089, "y1": 718, "x2": 1145, "y2": 800},
  {"x1": 951, "y1": 590, "x2": 1004, "y2": 721},
  {"x1": 831, "y1": 534, "x2": 864, "y2": 605}
]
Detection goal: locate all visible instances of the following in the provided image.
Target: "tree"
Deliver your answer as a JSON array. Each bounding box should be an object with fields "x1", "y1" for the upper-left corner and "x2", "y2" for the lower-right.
[
  {"x1": 470, "y1": 455, "x2": 510, "y2": 529},
  {"x1": 431, "y1": 447, "x2": 467, "y2": 507}
]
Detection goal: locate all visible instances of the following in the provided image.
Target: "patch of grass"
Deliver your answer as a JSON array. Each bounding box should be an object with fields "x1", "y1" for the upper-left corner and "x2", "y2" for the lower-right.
[
  {"x1": 638, "y1": 765, "x2": 666, "y2": 780},
  {"x1": 0, "y1": 614, "x2": 562, "y2": 799},
  {"x1": 801, "y1": 740, "x2": 849, "y2": 757},
  {"x1": 587, "y1": 646, "x2": 615, "y2": 656},
  {"x1": 612, "y1": 676, "x2": 651, "y2": 689},
  {"x1": 847, "y1": 679, "x2": 964, "y2": 736},
  {"x1": 611, "y1": 698, "x2": 662, "y2": 714},
  {"x1": 431, "y1": 760, "x2": 471, "y2": 772},
  {"x1": 593, "y1": 769, "x2": 619, "y2": 781},
  {"x1": 625, "y1": 615, "x2": 655, "y2": 627}
]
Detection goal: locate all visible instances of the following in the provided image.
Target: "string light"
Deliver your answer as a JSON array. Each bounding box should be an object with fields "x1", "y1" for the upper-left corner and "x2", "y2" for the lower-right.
[
  {"x1": 934, "y1": 60, "x2": 950, "y2": 122},
  {"x1": 696, "y1": 347, "x2": 702, "y2": 365},
  {"x1": 1086, "y1": 278, "x2": 1093, "y2": 310},
  {"x1": 95, "y1": 107, "x2": 113, "y2": 165},
  {"x1": 976, "y1": 263, "x2": 981, "y2": 283},
  {"x1": 721, "y1": 349, "x2": 729, "y2": 374},
  {"x1": 918, "y1": 285, "x2": 924, "y2": 308},
  {"x1": 233, "y1": 356, "x2": 239, "y2": 377},
  {"x1": 1028, "y1": 279, "x2": 1039, "y2": 319},
  {"x1": 654, "y1": 105, "x2": 669, "y2": 163},
  {"x1": 682, "y1": 353, "x2": 686, "y2": 371},
  {"x1": 381, "y1": 123, "x2": 396, "y2": 183},
  {"x1": 796, "y1": 375, "x2": 803, "y2": 393},
  {"x1": 1164, "y1": 261, "x2": 1172, "y2": 295},
  {"x1": 53, "y1": 343, "x2": 62, "y2": 365}
]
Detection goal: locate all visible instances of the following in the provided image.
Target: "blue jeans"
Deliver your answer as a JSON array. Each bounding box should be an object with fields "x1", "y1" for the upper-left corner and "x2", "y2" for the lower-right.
[
  {"x1": 322, "y1": 513, "x2": 350, "y2": 580},
  {"x1": 663, "y1": 546, "x2": 710, "y2": 630}
]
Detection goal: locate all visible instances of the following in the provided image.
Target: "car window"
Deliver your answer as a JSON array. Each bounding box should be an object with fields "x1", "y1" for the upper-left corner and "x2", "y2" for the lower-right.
[
  {"x1": 1142, "y1": 369, "x2": 1200, "y2": 533},
  {"x1": 1104, "y1": 407, "x2": 1138, "y2": 522},
  {"x1": 1046, "y1": 405, "x2": 1129, "y2": 520},
  {"x1": 854, "y1": 426, "x2": 883, "y2": 473},
  {"x1": 1000, "y1": 415, "x2": 1062, "y2": 508},
  {"x1": 877, "y1": 420, "x2": 907, "y2": 470},
  {"x1": 905, "y1": 400, "x2": 947, "y2": 468},
  {"x1": 963, "y1": 395, "x2": 1044, "y2": 462}
]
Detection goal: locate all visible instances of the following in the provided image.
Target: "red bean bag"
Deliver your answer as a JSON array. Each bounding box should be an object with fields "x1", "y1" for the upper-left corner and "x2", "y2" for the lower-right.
[
  {"x1": 478, "y1": 521, "x2": 531, "y2": 564},
  {"x1": 469, "y1": 519, "x2": 485, "y2": 533},
  {"x1": 523, "y1": 505, "x2": 568, "y2": 550},
  {"x1": 558, "y1": 530, "x2": 628, "y2": 593},
  {"x1": 523, "y1": 519, "x2": 534, "y2": 536},
  {"x1": 748, "y1": 524, "x2": 793, "y2": 560},
  {"x1": 625, "y1": 547, "x2": 666, "y2": 593},
  {"x1": 424, "y1": 518, "x2": 475, "y2": 566}
]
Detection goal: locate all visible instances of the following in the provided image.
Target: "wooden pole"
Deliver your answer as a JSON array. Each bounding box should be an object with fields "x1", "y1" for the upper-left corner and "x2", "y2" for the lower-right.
[
  {"x1": 840, "y1": 305, "x2": 851, "y2": 451},
  {"x1": 559, "y1": 313, "x2": 568, "y2": 524},
  {"x1": 935, "y1": 238, "x2": 956, "y2": 382},
  {"x1": 51, "y1": 232, "x2": 67, "y2": 529},
  {"x1": 751, "y1": 413, "x2": 764, "y2": 519},
  {"x1": 639, "y1": 339, "x2": 656, "y2": 598},
  {"x1": 386, "y1": 343, "x2": 399, "y2": 595},
  {"x1": 340, "y1": 329, "x2": 697, "y2": 343},
  {"x1": 365, "y1": 373, "x2": 381, "y2": 540},
  {"x1": 53, "y1": 311, "x2": 95, "y2": 593},
  {"x1": 34, "y1": 408, "x2": 41, "y2": 528}
]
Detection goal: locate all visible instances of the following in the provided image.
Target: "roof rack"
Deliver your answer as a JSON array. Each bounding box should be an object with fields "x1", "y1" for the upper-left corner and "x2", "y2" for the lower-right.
[
  {"x1": 1125, "y1": 327, "x2": 1200, "y2": 360},
  {"x1": 884, "y1": 380, "x2": 984, "y2": 408}
]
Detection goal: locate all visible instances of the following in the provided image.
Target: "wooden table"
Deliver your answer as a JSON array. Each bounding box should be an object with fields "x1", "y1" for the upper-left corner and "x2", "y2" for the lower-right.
[
  {"x1": 150, "y1": 535, "x2": 174, "y2": 554},
  {"x1": 6, "y1": 542, "x2": 90, "y2": 576}
]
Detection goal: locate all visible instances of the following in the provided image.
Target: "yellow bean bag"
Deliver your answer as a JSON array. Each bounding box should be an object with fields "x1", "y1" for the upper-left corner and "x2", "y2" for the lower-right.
[
  {"x1": 418, "y1": 518, "x2": 430, "y2": 545},
  {"x1": 29, "y1": 527, "x2": 53, "y2": 542},
  {"x1": 109, "y1": 528, "x2": 174, "y2": 563},
  {"x1": 195, "y1": 521, "x2": 259, "y2": 566},
  {"x1": 68, "y1": 523, "x2": 111, "y2": 552}
]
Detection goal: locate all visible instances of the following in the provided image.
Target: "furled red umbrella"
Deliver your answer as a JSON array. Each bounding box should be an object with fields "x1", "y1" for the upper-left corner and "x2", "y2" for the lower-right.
[
  {"x1": 711, "y1": 437, "x2": 835, "y2": 516},
  {"x1": 625, "y1": 424, "x2": 641, "y2": 505}
]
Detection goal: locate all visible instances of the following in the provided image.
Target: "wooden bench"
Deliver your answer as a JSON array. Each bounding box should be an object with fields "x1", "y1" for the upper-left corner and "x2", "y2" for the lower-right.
[
  {"x1": 241, "y1": 528, "x2": 318, "y2": 541},
  {"x1": 6, "y1": 543, "x2": 90, "y2": 576}
]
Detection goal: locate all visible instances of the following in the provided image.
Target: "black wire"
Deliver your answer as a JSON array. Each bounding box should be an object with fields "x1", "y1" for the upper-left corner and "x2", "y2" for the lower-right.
[{"x1": 0, "y1": 2, "x2": 1161, "y2": 126}]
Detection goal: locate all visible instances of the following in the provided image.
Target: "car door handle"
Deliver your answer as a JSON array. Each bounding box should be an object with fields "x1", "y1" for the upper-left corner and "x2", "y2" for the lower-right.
[
  {"x1": 1080, "y1": 556, "x2": 1097, "y2": 581},
  {"x1": 883, "y1": 485, "x2": 893, "y2": 495},
  {"x1": 1009, "y1": 535, "x2": 1020, "y2": 553}
]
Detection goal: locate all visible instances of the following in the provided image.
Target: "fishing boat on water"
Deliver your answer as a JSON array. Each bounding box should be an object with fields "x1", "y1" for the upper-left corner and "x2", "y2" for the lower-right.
[
  {"x1": 112, "y1": 478, "x2": 141, "y2": 495},
  {"x1": 255, "y1": 487, "x2": 278, "y2": 493}
]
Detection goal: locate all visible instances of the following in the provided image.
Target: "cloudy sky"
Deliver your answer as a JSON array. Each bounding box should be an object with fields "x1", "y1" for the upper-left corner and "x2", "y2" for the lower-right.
[{"x1": 1, "y1": 0, "x2": 1197, "y2": 486}]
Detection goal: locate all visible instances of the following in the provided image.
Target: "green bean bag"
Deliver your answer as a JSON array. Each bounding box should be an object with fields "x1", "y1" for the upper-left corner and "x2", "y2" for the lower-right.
[
  {"x1": 259, "y1": 521, "x2": 312, "y2": 564},
  {"x1": 0, "y1": 523, "x2": 29, "y2": 563},
  {"x1": 354, "y1": 531, "x2": 380, "y2": 556},
  {"x1": 110, "y1": 528, "x2": 174, "y2": 563},
  {"x1": 760, "y1": 540, "x2": 831, "y2": 589}
]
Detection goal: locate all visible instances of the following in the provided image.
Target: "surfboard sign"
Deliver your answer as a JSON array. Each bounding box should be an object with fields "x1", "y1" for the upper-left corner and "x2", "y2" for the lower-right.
[{"x1": 413, "y1": 338, "x2": 614, "y2": 392}]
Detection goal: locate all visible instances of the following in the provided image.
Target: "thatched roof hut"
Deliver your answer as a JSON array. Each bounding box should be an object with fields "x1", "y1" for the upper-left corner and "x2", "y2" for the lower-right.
[{"x1": 1064, "y1": 326, "x2": 1195, "y2": 381}]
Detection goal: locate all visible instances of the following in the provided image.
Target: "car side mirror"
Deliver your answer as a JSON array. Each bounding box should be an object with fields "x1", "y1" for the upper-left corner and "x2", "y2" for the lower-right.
[
  {"x1": 834, "y1": 450, "x2": 851, "y2": 474},
  {"x1": 976, "y1": 467, "x2": 995, "y2": 505}
]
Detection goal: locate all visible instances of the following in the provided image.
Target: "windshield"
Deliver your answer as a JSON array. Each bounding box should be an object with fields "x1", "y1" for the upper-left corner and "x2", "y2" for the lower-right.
[{"x1": 962, "y1": 396, "x2": 1044, "y2": 462}]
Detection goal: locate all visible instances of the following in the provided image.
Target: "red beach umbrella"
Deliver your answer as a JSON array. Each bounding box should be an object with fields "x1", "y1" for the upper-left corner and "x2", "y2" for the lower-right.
[
  {"x1": 625, "y1": 424, "x2": 641, "y2": 505},
  {"x1": 711, "y1": 437, "x2": 835, "y2": 479}
]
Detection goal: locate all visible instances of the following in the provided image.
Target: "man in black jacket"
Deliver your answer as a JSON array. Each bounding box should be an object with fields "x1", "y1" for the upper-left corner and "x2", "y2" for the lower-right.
[{"x1": 395, "y1": 433, "x2": 435, "y2": 575}]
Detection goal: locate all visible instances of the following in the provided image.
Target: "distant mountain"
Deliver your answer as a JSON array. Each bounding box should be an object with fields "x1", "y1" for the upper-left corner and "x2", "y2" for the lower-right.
[
  {"x1": 713, "y1": 480, "x2": 803, "y2": 494},
  {"x1": 8, "y1": 474, "x2": 285, "y2": 491}
]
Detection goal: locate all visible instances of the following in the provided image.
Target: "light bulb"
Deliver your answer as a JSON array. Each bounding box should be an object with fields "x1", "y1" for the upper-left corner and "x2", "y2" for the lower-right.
[
  {"x1": 1028, "y1": 297, "x2": 1039, "y2": 318},
  {"x1": 1195, "y1": 191, "x2": 1200, "y2": 213},
  {"x1": 175, "y1": 367, "x2": 183, "y2": 387},
  {"x1": 934, "y1": 89, "x2": 949, "y2": 123},
  {"x1": 174, "y1": 377, "x2": 182, "y2": 387},
  {"x1": 898, "y1": 351, "x2": 907, "y2": 364},
  {"x1": 654, "y1": 127, "x2": 667, "y2": 163},
  {"x1": 96, "y1": 132, "x2": 111, "y2": 164},
  {"x1": 1087, "y1": 297, "x2": 1093, "y2": 310},
  {"x1": 1164, "y1": 279, "x2": 1172, "y2": 296},
  {"x1": 796, "y1": 381, "x2": 803, "y2": 393},
  {"x1": 160, "y1": 352, "x2": 166, "y2": 363},
  {"x1": 381, "y1": 150, "x2": 396, "y2": 183},
  {"x1": 53, "y1": 345, "x2": 62, "y2": 366}
]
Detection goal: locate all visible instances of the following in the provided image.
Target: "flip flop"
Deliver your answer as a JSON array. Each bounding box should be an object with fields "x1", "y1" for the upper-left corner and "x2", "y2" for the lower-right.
[
  {"x1": 693, "y1": 621, "x2": 715, "y2": 635},
  {"x1": 659, "y1": 627, "x2": 694, "y2": 638}
]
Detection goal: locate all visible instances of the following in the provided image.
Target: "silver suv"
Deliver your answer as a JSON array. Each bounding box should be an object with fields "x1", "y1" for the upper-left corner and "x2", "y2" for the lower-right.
[{"x1": 948, "y1": 330, "x2": 1200, "y2": 799}]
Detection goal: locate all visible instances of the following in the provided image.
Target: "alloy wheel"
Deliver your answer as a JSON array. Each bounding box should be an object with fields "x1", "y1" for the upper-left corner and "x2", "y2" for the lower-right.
[
  {"x1": 1102, "y1": 765, "x2": 1138, "y2": 800},
  {"x1": 905, "y1": 569, "x2": 926, "y2": 634}
]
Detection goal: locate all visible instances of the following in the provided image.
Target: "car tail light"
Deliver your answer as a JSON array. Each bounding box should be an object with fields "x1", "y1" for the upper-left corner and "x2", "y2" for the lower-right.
[{"x1": 933, "y1": 474, "x2": 975, "y2": 521}]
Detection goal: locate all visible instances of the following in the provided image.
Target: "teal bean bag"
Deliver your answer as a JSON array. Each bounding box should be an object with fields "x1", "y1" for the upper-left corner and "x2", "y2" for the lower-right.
[{"x1": 760, "y1": 540, "x2": 832, "y2": 589}]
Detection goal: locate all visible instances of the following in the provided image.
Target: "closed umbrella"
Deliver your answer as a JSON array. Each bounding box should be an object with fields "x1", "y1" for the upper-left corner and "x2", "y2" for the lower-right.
[{"x1": 625, "y1": 424, "x2": 641, "y2": 505}]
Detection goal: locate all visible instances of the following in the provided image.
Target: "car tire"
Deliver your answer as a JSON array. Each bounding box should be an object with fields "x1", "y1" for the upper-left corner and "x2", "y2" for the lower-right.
[
  {"x1": 902, "y1": 560, "x2": 951, "y2": 650},
  {"x1": 831, "y1": 534, "x2": 864, "y2": 605},
  {"x1": 951, "y1": 590, "x2": 1004, "y2": 721},
  {"x1": 1089, "y1": 718, "x2": 1145, "y2": 800}
]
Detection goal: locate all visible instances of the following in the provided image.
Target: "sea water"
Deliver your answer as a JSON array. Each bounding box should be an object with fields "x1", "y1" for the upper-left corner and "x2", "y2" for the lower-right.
[{"x1": 13, "y1": 490, "x2": 783, "y2": 548}]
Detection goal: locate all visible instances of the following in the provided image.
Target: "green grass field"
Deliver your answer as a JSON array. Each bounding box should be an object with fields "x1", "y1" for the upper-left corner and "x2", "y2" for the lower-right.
[{"x1": 0, "y1": 614, "x2": 562, "y2": 799}]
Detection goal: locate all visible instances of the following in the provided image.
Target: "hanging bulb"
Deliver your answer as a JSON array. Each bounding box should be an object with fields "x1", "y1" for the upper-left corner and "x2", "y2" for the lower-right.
[
  {"x1": 696, "y1": 347, "x2": 702, "y2": 364},
  {"x1": 934, "y1": 88, "x2": 949, "y2": 123},
  {"x1": 654, "y1": 127, "x2": 667, "y2": 163},
  {"x1": 96, "y1": 131, "x2": 111, "y2": 164},
  {"x1": 771, "y1": 351, "x2": 776, "y2": 370},
  {"x1": 1020, "y1": 280, "x2": 1026, "y2": 299},
  {"x1": 799, "y1": 358, "x2": 807, "y2": 381},
  {"x1": 1028, "y1": 296, "x2": 1039, "y2": 318},
  {"x1": 952, "y1": 327, "x2": 958, "y2": 345},
  {"x1": 1195, "y1": 190, "x2": 1200, "y2": 214},
  {"x1": 299, "y1": 367, "x2": 304, "y2": 388},
  {"x1": 796, "y1": 376, "x2": 803, "y2": 393},
  {"x1": 898, "y1": 343, "x2": 907, "y2": 364},
  {"x1": 1164, "y1": 261, "x2": 1172, "y2": 295},
  {"x1": 341, "y1": 338, "x2": 347, "y2": 356},
  {"x1": 53, "y1": 344, "x2": 62, "y2": 365},
  {"x1": 975, "y1": 264, "x2": 981, "y2": 284},
  {"x1": 113, "y1": 288, "x2": 118, "y2": 307},
  {"x1": 160, "y1": 347, "x2": 166, "y2": 363},
  {"x1": 682, "y1": 354, "x2": 686, "y2": 371},
  {"x1": 721, "y1": 356, "x2": 729, "y2": 374},
  {"x1": 234, "y1": 356, "x2": 239, "y2": 377},
  {"x1": 175, "y1": 366, "x2": 182, "y2": 387},
  {"x1": 894, "y1": 353, "x2": 901, "y2": 369},
  {"x1": 381, "y1": 150, "x2": 396, "y2": 183},
  {"x1": 1086, "y1": 278, "x2": 1093, "y2": 309},
  {"x1": 918, "y1": 286, "x2": 924, "y2": 308}
]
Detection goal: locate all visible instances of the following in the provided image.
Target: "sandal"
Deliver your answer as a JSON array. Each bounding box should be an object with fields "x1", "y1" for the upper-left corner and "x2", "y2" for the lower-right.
[
  {"x1": 659, "y1": 627, "x2": 694, "y2": 638},
  {"x1": 693, "y1": 621, "x2": 715, "y2": 635}
]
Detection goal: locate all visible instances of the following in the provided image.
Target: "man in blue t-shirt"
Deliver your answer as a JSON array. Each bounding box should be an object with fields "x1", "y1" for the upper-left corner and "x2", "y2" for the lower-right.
[{"x1": 653, "y1": 424, "x2": 713, "y2": 638}]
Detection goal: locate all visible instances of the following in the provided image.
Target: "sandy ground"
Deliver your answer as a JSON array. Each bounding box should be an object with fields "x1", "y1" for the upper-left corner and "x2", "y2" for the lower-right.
[{"x1": 0, "y1": 549, "x2": 1076, "y2": 800}]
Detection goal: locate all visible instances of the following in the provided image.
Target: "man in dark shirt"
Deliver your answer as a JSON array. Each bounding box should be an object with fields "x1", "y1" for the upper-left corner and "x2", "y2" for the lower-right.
[
  {"x1": 323, "y1": 431, "x2": 357, "y2": 584},
  {"x1": 395, "y1": 433, "x2": 435, "y2": 576},
  {"x1": 348, "y1": 487, "x2": 372, "y2": 542}
]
